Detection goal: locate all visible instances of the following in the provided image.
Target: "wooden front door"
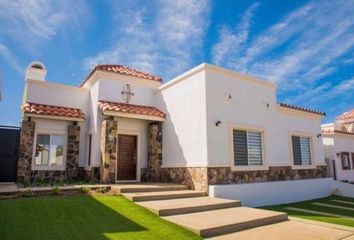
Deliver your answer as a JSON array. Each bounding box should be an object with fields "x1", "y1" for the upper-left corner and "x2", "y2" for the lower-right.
[{"x1": 117, "y1": 134, "x2": 137, "y2": 181}]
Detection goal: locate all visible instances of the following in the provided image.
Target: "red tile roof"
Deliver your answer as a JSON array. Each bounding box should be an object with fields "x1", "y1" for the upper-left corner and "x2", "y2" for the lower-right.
[
  {"x1": 336, "y1": 109, "x2": 354, "y2": 121},
  {"x1": 23, "y1": 102, "x2": 85, "y2": 119},
  {"x1": 81, "y1": 64, "x2": 162, "y2": 87},
  {"x1": 279, "y1": 103, "x2": 326, "y2": 116},
  {"x1": 98, "y1": 101, "x2": 166, "y2": 118},
  {"x1": 322, "y1": 129, "x2": 354, "y2": 136}
]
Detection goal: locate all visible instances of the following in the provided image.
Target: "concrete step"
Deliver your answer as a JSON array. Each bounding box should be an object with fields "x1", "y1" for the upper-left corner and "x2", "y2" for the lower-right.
[
  {"x1": 163, "y1": 207, "x2": 288, "y2": 238},
  {"x1": 112, "y1": 183, "x2": 188, "y2": 194},
  {"x1": 208, "y1": 219, "x2": 354, "y2": 240},
  {"x1": 123, "y1": 190, "x2": 207, "y2": 202},
  {"x1": 137, "y1": 197, "x2": 241, "y2": 216}
]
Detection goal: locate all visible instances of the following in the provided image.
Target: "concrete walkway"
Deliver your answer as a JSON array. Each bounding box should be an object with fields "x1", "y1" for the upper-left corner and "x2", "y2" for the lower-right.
[
  {"x1": 0, "y1": 182, "x2": 17, "y2": 194},
  {"x1": 331, "y1": 199, "x2": 354, "y2": 206},
  {"x1": 312, "y1": 202, "x2": 354, "y2": 211},
  {"x1": 119, "y1": 183, "x2": 354, "y2": 239},
  {"x1": 208, "y1": 219, "x2": 354, "y2": 240},
  {"x1": 286, "y1": 207, "x2": 354, "y2": 221}
]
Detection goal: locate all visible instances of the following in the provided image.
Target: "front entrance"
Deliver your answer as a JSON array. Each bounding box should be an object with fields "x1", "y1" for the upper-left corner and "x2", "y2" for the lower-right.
[{"x1": 117, "y1": 134, "x2": 137, "y2": 181}]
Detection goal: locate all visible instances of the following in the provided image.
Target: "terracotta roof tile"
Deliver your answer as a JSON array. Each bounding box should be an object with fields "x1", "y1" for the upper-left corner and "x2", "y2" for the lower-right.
[
  {"x1": 322, "y1": 129, "x2": 354, "y2": 136},
  {"x1": 98, "y1": 101, "x2": 165, "y2": 118},
  {"x1": 81, "y1": 64, "x2": 162, "y2": 87},
  {"x1": 279, "y1": 103, "x2": 326, "y2": 116},
  {"x1": 23, "y1": 102, "x2": 85, "y2": 119},
  {"x1": 336, "y1": 109, "x2": 354, "y2": 121}
]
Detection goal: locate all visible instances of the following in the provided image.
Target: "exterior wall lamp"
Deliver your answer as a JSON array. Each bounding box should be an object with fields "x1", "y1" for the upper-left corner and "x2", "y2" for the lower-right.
[{"x1": 215, "y1": 120, "x2": 222, "y2": 126}]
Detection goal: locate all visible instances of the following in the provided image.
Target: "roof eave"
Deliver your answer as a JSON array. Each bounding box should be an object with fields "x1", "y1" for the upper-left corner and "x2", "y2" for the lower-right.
[
  {"x1": 24, "y1": 113, "x2": 85, "y2": 122},
  {"x1": 102, "y1": 110, "x2": 165, "y2": 122}
]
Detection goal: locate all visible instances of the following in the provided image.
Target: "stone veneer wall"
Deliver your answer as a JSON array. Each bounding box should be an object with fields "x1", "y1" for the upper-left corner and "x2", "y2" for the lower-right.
[
  {"x1": 208, "y1": 166, "x2": 327, "y2": 185},
  {"x1": 160, "y1": 166, "x2": 326, "y2": 191},
  {"x1": 84, "y1": 167, "x2": 100, "y2": 182},
  {"x1": 66, "y1": 125, "x2": 81, "y2": 179},
  {"x1": 100, "y1": 119, "x2": 118, "y2": 183},
  {"x1": 17, "y1": 121, "x2": 36, "y2": 182},
  {"x1": 17, "y1": 120, "x2": 85, "y2": 183},
  {"x1": 161, "y1": 167, "x2": 208, "y2": 191},
  {"x1": 147, "y1": 122, "x2": 163, "y2": 181}
]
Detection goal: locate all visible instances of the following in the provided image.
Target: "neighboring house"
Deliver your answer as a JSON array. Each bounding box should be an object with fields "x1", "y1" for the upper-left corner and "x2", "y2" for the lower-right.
[
  {"x1": 17, "y1": 61, "x2": 327, "y2": 191},
  {"x1": 322, "y1": 110, "x2": 354, "y2": 183}
]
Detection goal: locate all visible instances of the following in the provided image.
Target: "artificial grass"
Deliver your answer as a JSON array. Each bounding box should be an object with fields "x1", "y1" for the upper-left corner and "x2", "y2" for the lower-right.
[
  {"x1": 0, "y1": 195, "x2": 201, "y2": 240},
  {"x1": 262, "y1": 195, "x2": 354, "y2": 227}
]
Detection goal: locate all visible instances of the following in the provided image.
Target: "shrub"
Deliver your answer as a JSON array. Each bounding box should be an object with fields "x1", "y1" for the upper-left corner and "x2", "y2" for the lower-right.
[
  {"x1": 21, "y1": 189, "x2": 35, "y2": 198},
  {"x1": 96, "y1": 187, "x2": 110, "y2": 194},
  {"x1": 52, "y1": 187, "x2": 61, "y2": 195},
  {"x1": 80, "y1": 186, "x2": 90, "y2": 194}
]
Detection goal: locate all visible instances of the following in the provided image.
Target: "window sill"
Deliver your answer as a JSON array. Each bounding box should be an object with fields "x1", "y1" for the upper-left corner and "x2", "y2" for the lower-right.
[
  {"x1": 31, "y1": 165, "x2": 65, "y2": 171},
  {"x1": 231, "y1": 166, "x2": 269, "y2": 172},
  {"x1": 291, "y1": 165, "x2": 317, "y2": 170}
]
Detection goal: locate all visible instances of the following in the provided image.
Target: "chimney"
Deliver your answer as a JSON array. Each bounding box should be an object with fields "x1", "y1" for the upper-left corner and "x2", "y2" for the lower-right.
[{"x1": 25, "y1": 61, "x2": 47, "y2": 81}]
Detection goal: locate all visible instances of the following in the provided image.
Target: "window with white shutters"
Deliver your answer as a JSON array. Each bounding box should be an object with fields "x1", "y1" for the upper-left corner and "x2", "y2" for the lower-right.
[
  {"x1": 292, "y1": 136, "x2": 312, "y2": 165},
  {"x1": 233, "y1": 129, "x2": 263, "y2": 166}
]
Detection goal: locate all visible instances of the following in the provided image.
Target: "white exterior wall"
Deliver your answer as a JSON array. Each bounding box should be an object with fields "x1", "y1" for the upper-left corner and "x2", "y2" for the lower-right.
[
  {"x1": 209, "y1": 178, "x2": 333, "y2": 207},
  {"x1": 25, "y1": 80, "x2": 89, "y2": 112},
  {"x1": 333, "y1": 135, "x2": 354, "y2": 182},
  {"x1": 204, "y1": 67, "x2": 325, "y2": 168},
  {"x1": 98, "y1": 78, "x2": 157, "y2": 106},
  {"x1": 158, "y1": 70, "x2": 208, "y2": 167},
  {"x1": 87, "y1": 80, "x2": 101, "y2": 167}
]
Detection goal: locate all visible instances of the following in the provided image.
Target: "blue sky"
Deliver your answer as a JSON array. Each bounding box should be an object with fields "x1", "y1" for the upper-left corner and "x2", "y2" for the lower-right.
[{"x1": 0, "y1": 0, "x2": 353, "y2": 126}]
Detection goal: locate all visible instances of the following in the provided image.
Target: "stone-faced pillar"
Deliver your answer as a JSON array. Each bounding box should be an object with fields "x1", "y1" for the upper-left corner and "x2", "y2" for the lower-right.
[
  {"x1": 148, "y1": 122, "x2": 162, "y2": 182},
  {"x1": 100, "y1": 118, "x2": 118, "y2": 183},
  {"x1": 66, "y1": 124, "x2": 80, "y2": 179},
  {"x1": 17, "y1": 120, "x2": 35, "y2": 183}
]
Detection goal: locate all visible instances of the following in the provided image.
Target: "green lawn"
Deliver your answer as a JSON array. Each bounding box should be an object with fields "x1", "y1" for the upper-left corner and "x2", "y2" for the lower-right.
[
  {"x1": 0, "y1": 195, "x2": 201, "y2": 240},
  {"x1": 262, "y1": 195, "x2": 354, "y2": 227}
]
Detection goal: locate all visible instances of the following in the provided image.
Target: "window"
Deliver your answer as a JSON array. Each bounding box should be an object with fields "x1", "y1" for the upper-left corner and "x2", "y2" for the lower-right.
[
  {"x1": 233, "y1": 129, "x2": 263, "y2": 166},
  {"x1": 292, "y1": 136, "x2": 312, "y2": 165},
  {"x1": 341, "y1": 152, "x2": 350, "y2": 170},
  {"x1": 35, "y1": 134, "x2": 65, "y2": 166}
]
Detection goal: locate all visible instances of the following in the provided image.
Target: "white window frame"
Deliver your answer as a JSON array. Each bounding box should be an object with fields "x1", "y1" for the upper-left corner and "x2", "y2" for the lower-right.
[
  {"x1": 229, "y1": 123, "x2": 268, "y2": 171},
  {"x1": 32, "y1": 130, "x2": 67, "y2": 171},
  {"x1": 289, "y1": 132, "x2": 316, "y2": 169}
]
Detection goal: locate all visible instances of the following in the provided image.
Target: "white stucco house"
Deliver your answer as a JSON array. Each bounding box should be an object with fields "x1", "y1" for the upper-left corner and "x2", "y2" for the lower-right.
[
  {"x1": 322, "y1": 110, "x2": 354, "y2": 183},
  {"x1": 17, "y1": 61, "x2": 328, "y2": 193}
]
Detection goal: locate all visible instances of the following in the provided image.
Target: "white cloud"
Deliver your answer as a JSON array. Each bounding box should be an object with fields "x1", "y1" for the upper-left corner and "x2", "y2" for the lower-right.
[
  {"x1": 284, "y1": 77, "x2": 354, "y2": 105},
  {"x1": 83, "y1": 0, "x2": 211, "y2": 80},
  {"x1": 0, "y1": 43, "x2": 22, "y2": 73},
  {"x1": 212, "y1": 2, "x2": 260, "y2": 65},
  {"x1": 0, "y1": 0, "x2": 90, "y2": 48},
  {"x1": 212, "y1": 0, "x2": 354, "y2": 90}
]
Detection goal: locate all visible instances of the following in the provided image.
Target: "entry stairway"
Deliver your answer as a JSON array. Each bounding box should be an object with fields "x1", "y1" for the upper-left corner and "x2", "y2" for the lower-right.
[{"x1": 112, "y1": 183, "x2": 354, "y2": 239}]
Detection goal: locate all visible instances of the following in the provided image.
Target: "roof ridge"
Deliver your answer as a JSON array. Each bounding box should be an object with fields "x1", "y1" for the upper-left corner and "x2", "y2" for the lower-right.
[
  {"x1": 336, "y1": 109, "x2": 354, "y2": 120},
  {"x1": 80, "y1": 64, "x2": 162, "y2": 87}
]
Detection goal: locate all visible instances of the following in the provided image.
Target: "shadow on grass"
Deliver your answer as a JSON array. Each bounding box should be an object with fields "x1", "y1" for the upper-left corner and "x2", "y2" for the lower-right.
[{"x1": 0, "y1": 195, "x2": 147, "y2": 240}]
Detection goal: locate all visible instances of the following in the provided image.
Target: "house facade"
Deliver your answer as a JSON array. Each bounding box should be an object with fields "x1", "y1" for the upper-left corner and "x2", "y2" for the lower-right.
[
  {"x1": 322, "y1": 110, "x2": 354, "y2": 182},
  {"x1": 17, "y1": 61, "x2": 327, "y2": 191}
]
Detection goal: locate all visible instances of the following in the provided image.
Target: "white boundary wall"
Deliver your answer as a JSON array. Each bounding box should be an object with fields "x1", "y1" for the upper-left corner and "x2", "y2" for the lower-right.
[
  {"x1": 332, "y1": 181, "x2": 354, "y2": 198},
  {"x1": 209, "y1": 178, "x2": 333, "y2": 207}
]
